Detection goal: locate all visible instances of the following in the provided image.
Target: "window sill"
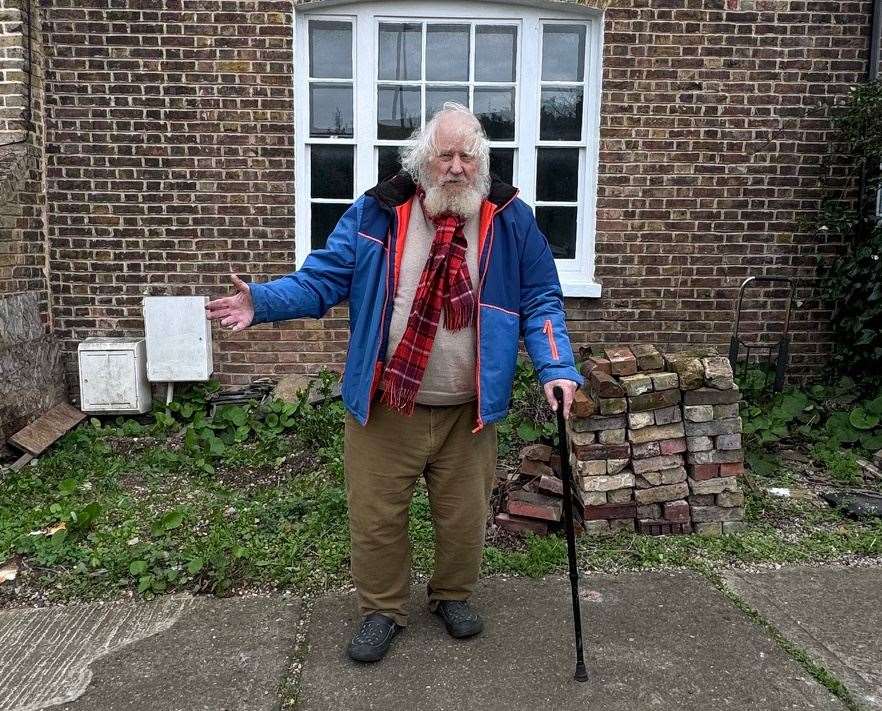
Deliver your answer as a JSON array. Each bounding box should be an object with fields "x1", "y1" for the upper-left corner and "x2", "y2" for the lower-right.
[{"x1": 561, "y1": 280, "x2": 602, "y2": 298}]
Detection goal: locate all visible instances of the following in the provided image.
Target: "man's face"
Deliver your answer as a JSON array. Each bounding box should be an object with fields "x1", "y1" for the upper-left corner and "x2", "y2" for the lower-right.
[{"x1": 425, "y1": 116, "x2": 479, "y2": 192}]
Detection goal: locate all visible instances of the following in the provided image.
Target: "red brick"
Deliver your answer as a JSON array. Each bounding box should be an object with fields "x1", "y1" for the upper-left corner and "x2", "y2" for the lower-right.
[
  {"x1": 519, "y1": 458, "x2": 554, "y2": 478},
  {"x1": 659, "y1": 437, "x2": 687, "y2": 455},
  {"x1": 495, "y1": 513, "x2": 549, "y2": 536},
  {"x1": 571, "y1": 389, "x2": 596, "y2": 418},
  {"x1": 584, "y1": 503, "x2": 637, "y2": 520},
  {"x1": 536, "y1": 474, "x2": 563, "y2": 497},
  {"x1": 590, "y1": 370, "x2": 625, "y2": 398},
  {"x1": 689, "y1": 463, "x2": 720, "y2": 480},
  {"x1": 507, "y1": 491, "x2": 563, "y2": 522},
  {"x1": 663, "y1": 500, "x2": 690, "y2": 523},
  {"x1": 571, "y1": 442, "x2": 630, "y2": 460},
  {"x1": 719, "y1": 462, "x2": 745, "y2": 476}
]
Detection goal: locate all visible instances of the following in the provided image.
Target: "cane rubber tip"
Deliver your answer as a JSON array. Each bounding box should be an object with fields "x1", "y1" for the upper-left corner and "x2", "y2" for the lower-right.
[{"x1": 574, "y1": 663, "x2": 589, "y2": 682}]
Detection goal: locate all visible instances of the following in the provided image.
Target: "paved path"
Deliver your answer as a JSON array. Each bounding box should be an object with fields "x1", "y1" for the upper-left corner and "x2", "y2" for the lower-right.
[
  {"x1": 2, "y1": 566, "x2": 881, "y2": 710},
  {"x1": 0, "y1": 595, "x2": 300, "y2": 711},
  {"x1": 724, "y1": 565, "x2": 882, "y2": 711},
  {"x1": 300, "y1": 573, "x2": 844, "y2": 711}
]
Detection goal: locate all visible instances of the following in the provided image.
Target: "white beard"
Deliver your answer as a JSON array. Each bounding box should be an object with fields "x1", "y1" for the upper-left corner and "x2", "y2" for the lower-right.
[{"x1": 422, "y1": 180, "x2": 484, "y2": 220}]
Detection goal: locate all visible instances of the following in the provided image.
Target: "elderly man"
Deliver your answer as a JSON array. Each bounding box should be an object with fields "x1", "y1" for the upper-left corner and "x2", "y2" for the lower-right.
[{"x1": 206, "y1": 103, "x2": 582, "y2": 663}]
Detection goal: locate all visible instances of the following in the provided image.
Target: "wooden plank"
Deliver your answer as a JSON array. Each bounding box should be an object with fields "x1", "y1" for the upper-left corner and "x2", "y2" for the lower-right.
[
  {"x1": 8, "y1": 403, "x2": 87, "y2": 455},
  {"x1": 8, "y1": 452, "x2": 33, "y2": 472}
]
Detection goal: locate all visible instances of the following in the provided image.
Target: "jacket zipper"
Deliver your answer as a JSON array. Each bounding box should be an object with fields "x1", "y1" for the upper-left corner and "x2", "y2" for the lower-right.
[
  {"x1": 365, "y1": 214, "x2": 396, "y2": 424},
  {"x1": 543, "y1": 319, "x2": 560, "y2": 361}
]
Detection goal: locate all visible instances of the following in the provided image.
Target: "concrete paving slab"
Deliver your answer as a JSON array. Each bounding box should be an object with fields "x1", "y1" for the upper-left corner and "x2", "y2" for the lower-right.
[
  {"x1": 724, "y1": 564, "x2": 882, "y2": 710},
  {"x1": 0, "y1": 594, "x2": 301, "y2": 711},
  {"x1": 300, "y1": 572, "x2": 844, "y2": 711}
]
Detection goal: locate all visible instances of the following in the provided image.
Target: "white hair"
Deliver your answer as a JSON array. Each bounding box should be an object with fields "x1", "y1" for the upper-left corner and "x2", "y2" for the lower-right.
[{"x1": 399, "y1": 102, "x2": 491, "y2": 191}]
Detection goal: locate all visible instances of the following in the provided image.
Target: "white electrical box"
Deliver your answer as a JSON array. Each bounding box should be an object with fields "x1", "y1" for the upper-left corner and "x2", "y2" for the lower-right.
[
  {"x1": 143, "y1": 296, "x2": 213, "y2": 382},
  {"x1": 78, "y1": 338, "x2": 152, "y2": 414}
]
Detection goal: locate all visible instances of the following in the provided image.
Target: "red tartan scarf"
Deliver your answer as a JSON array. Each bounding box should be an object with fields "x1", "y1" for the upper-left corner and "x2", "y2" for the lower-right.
[{"x1": 380, "y1": 187, "x2": 477, "y2": 415}]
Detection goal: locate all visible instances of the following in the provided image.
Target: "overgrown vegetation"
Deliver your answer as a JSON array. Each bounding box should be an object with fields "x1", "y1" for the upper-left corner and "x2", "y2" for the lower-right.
[
  {"x1": 3, "y1": 357, "x2": 882, "y2": 608},
  {"x1": 816, "y1": 81, "x2": 882, "y2": 376}
]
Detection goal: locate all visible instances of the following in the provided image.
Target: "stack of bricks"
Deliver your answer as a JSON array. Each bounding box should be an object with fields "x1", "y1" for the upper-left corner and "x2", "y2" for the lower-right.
[
  {"x1": 567, "y1": 344, "x2": 745, "y2": 537},
  {"x1": 670, "y1": 353, "x2": 747, "y2": 536},
  {"x1": 494, "y1": 443, "x2": 565, "y2": 536}
]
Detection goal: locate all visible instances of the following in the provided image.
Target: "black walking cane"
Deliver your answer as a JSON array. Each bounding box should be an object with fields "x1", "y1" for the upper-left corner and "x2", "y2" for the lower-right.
[{"x1": 553, "y1": 386, "x2": 589, "y2": 683}]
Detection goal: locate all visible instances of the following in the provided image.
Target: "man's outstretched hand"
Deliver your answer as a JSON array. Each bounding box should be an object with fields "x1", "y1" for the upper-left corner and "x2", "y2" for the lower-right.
[
  {"x1": 205, "y1": 274, "x2": 255, "y2": 332},
  {"x1": 544, "y1": 379, "x2": 579, "y2": 420}
]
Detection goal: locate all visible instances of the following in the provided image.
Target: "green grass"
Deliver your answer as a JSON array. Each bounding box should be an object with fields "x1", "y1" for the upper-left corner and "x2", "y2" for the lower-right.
[{"x1": 3, "y1": 400, "x2": 882, "y2": 608}]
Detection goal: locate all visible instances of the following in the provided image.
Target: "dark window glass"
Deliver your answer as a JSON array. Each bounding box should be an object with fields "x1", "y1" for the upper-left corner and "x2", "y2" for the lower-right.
[
  {"x1": 540, "y1": 88, "x2": 583, "y2": 141},
  {"x1": 541, "y1": 24, "x2": 586, "y2": 82},
  {"x1": 474, "y1": 88, "x2": 515, "y2": 140},
  {"x1": 426, "y1": 24, "x2": 470, "y2": 81},
  {"x1": 377, "y1": 86, "x2": 421, "y2": 139},
  {"x1": 309, "y1": 21, "x2": 352, "y2": 79},
  {"x1": 426, "y1": 86, "x2": 469, "y2": 121},
  {"x1": 309, "y1": 84, "x2": 353, "y2": 138},
  {"x1": 536, "y1": 148, "x2": 578, "y2": 202},
  {"x1": 310, "y1": 145, "x2": 354, "y2": 199},
  {"x1": 489, "y1": 148, "x2": 514, "y2": 184},
  {"x1": 377, "y1": 146, "x2": 403, "y2": 181},
  {"x1": 378, "y1": 23, "x2": 422, "y2": 81},
  {"x1": 536, "y1": 206, "x2": 577, "y2": 259},
  {"x1": 475, "y1": 26, "x2": 517, "y2": 82},
  {"x1": 311, "y1": 202, "x2": 349, "y2": 251}
]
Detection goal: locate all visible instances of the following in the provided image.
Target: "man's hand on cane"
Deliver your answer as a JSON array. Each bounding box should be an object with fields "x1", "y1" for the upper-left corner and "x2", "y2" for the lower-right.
[
  {"x1": 205, "y1": 274, "x2": 255, "y2": 332},
  {"x1": 544, "y1": 378, "x2": 579, "y2": 420}
]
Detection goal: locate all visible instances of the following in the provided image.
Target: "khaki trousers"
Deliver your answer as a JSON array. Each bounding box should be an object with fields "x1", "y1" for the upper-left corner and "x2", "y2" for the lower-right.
[{"x1": 343, "y1": 399, "x2": 497, "y2": 627}]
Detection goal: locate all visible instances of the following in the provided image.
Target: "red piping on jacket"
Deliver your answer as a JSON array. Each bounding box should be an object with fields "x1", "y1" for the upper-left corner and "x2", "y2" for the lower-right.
[{"x1": 543, "y1": 319, "x2": 560, "y2": 361}]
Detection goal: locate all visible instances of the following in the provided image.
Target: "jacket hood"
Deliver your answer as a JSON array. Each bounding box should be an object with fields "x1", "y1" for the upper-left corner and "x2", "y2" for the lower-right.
[{"x1": 365, "y1": 171, "x2": 519, "y2": 211}]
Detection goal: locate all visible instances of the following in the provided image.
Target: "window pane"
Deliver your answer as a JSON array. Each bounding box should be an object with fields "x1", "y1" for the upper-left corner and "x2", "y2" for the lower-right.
[
  {"x1": 426, "y1": 24, "x2": 470, "y2": 81},
  {"x1": 536, "y1": 206, "x2": 577, "y2": 259},
  {"x1": 489, "y1": 148, "x2": 514, "y2": 184},
  {"x1": 536, "y1": 148, "x2": 578, "y2": 202},
  {"x1": 310, "y1": 145, "x2": 354, "y2": 199},
  {"x1": 426, "y1": 86, "x2": 469, "y2": 121},
  {"x1": 311, "y1": 202, "x2": 349, "y2": 251},
  {"x1": 540, "y1": 88, "x2": 583, "y2": 141},
  {"x1": 475, "y1": 26, "x2": 517, "y2": 82},
  {"x1": 309, "y1": 21, "x2": 351, "y2": 79},
  {"x1": 377, "y1": 86, "x2": 421, "y2": 140},
  {"x1": 474, "y1": 88, "x2": 515, "y2": 140},
  {"x1": 377, "y1": 146, "x2": 402, "y2": 181},
  {"x1": 379, "y1": 23, "x2": 422, "y2": 81},
  {"x1": 310, "y1": 84, "x2": 353, "y2": 138},
  {"x1": 542, "y1": 24, "x2": 586, "y2": 82}
]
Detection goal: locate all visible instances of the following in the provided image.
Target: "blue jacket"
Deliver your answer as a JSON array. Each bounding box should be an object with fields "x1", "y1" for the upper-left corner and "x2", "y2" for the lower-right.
[{"x1": 249, "y1": 173, "x2": 583, "y2": 430}]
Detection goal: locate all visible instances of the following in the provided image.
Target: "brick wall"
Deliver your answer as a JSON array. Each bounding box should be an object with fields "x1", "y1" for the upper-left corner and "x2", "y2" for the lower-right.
[
  {"x1": 37, "y1": 0, "x2": 877, "y2": 398},
  {"x1": 1, "y1": 0, "x2": 47, "y2": 317}
]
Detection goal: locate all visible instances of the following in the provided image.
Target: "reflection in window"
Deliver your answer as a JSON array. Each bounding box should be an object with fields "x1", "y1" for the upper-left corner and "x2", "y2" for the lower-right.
[
  {"x1": 490, "y1": 148, "x2": 515, "y2": 184},
  {"x1": 309, "y1": 21, "x2": 352, "y2": 79},
  {"x1": 475, "y1": 25, "x2": 517, "y2": 82},
  {"x1": 378, "y1": 86, "x2": 421, "y2": 139},
  {"x1": 536, "y1": 148, "x2": 578, "y2": 202},
  {"x1": 542, "y1": 24, "x2": 586, "y2": 82},
  {"x1": 540, "y1": 88, "x2": 583, "y2": 141},
  {"x1": 475, "y1": 88, "x2": 515, "y2": 140},
  {"x1": 310, "y1": 145, "x2": 354, "y2": 200},
  {"x1": 378, "y1": 23, "x2": 422, "y2": 80},
  {"x1": 310, "y1": 84, "x2": 353, "y2": 137},
  {"x1": 537, "y1": 206, "x2": 577, "y2": 259},
  {"x1": 426, "y1": 24, "x2": 470, "y2": 81}
]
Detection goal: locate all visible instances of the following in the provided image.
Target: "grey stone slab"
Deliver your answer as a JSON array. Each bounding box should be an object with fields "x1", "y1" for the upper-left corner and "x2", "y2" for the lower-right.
[
  {"x1": 724, "y1": 565, "x2": 882, "y2": 710},
  {"x1": 0, "y1": 594, "x2": 300, "y2": 711},
  {"x1": 300, "y1": 573, "x2": 843, "y2": 711}
]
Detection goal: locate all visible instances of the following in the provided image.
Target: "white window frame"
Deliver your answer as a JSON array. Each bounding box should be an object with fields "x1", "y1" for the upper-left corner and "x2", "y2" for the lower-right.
[{"x1": 294, "y1": 0, "x2": 604, "y2": 297}]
